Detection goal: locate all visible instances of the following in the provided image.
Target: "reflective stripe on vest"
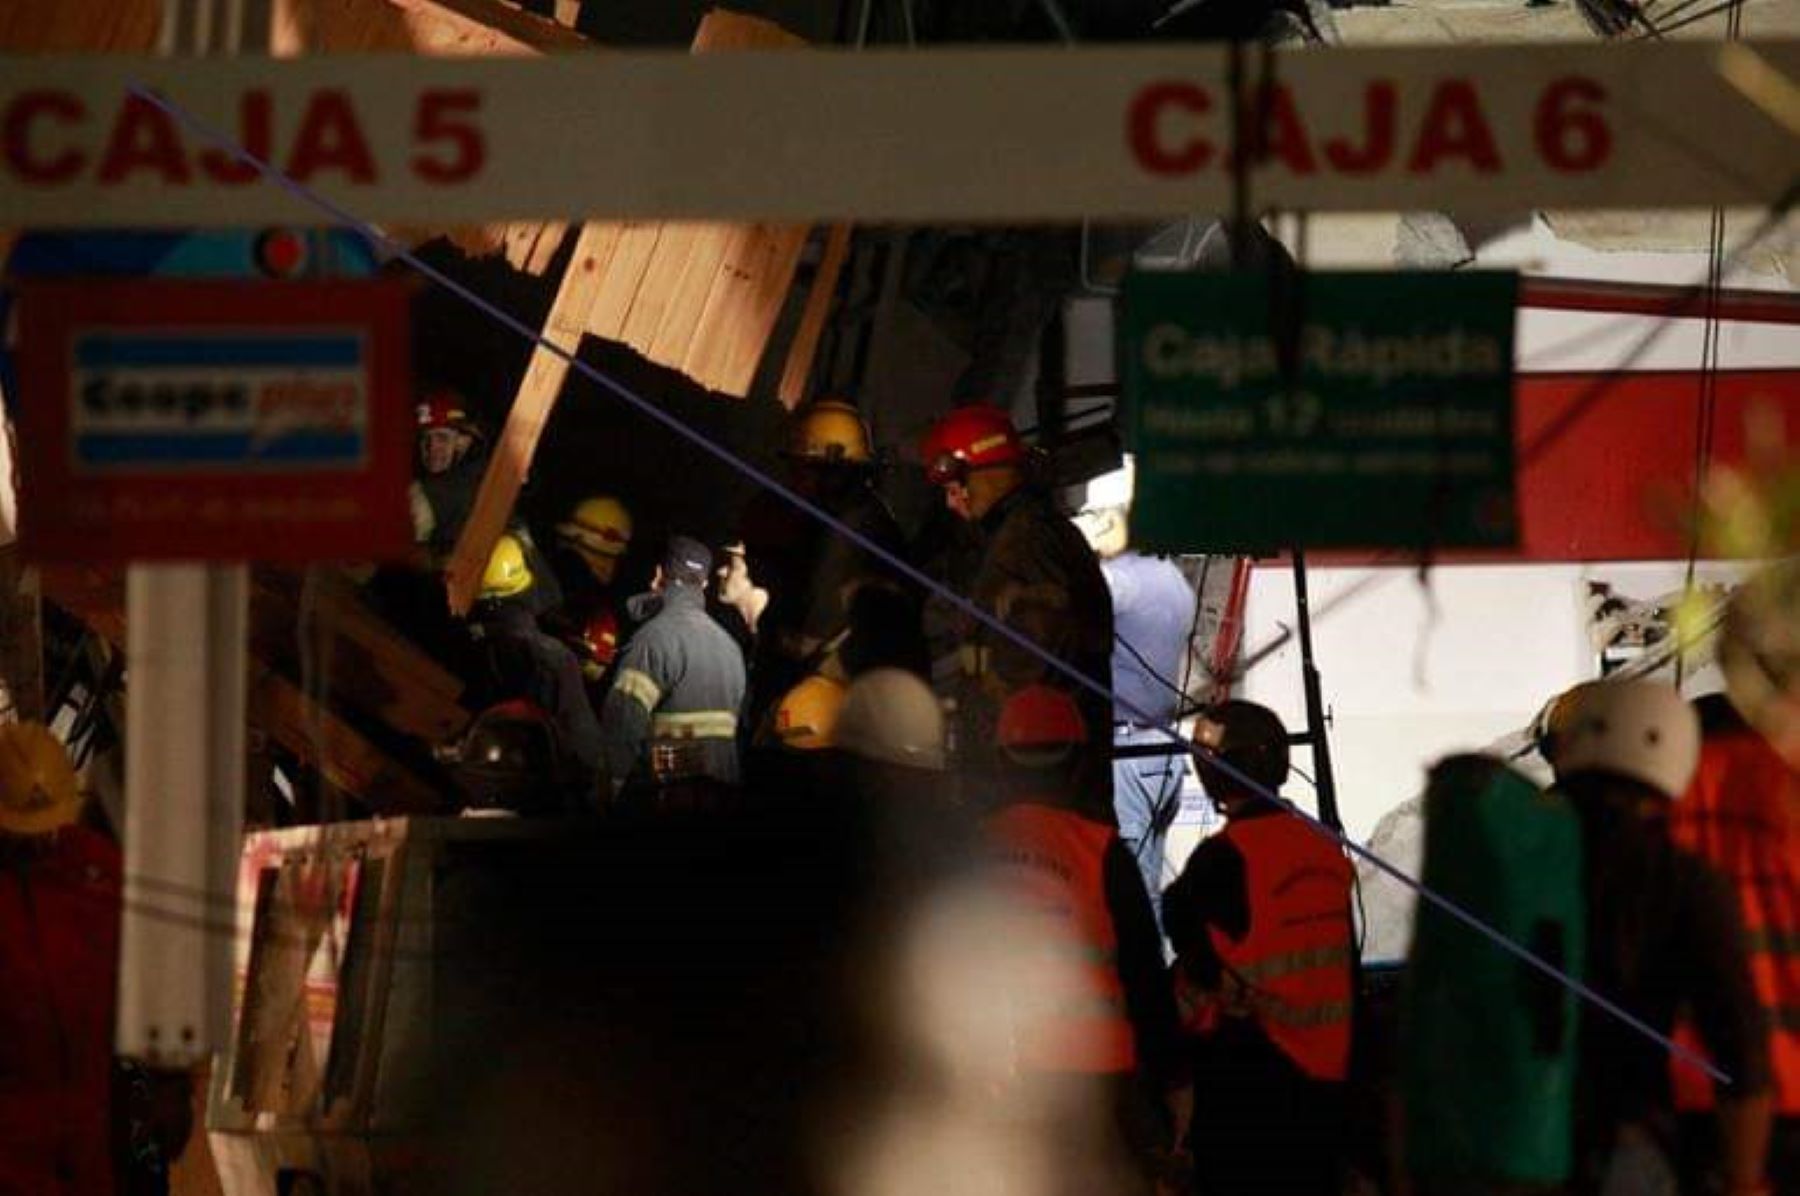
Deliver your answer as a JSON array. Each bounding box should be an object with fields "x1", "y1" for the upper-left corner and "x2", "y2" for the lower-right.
[
  {"x1": 1669, "y1": 728, "x2": 1800, "y2": 1114},
  {"x1": 650, "y1": 710, "x2": 738, "y2": 740},
  {"x1": 986, "y1": 803, "x2": 1138, "y2": 1075},
  {"x1": 1203, "y1": 813, "x2": 1355, "y2": 1082}
]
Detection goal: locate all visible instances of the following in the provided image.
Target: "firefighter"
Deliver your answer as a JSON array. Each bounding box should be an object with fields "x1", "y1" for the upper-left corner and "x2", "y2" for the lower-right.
[
  {"x1": 0, "y1": 723, "x2": 121, "y2": 1195},
  {"x1": 1164, "y1": 701, "x2": 1354, "y2": 1196},
  {"x1": 1549, "y1": 680, "x2": 1773, "y2": 1195},
  {"x1": 1669, "y1": 690, "x2": 1799, "y2": 1191},
  {"x1": 918, "y1": 403, "x2": 1114, "y2": 815},
  {"x1": 467, "y1": 534, "x2": 603, "y2": 804},
  {"x1": 739, "y1": 399, "x2": 914, "y2": 731},
  {"x1": 552, "y1": 496, "x2": 633, "y2": 620},
  {"x1": 984, "y1": 685, "x2": 1192, "y2": 1192},
  {"x1": 599, "y1": 537, "x2": 747, "y2": 795},
  {"x1": 411, "y1": 389, "x2": 488, "y2": 562},
  {"x1": 1668, "y1": 566, "x2": 1800, "y2": 1191}
]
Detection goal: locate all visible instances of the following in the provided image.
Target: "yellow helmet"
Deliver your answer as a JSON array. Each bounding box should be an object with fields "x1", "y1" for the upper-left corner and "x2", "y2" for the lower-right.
[
  {"x1": 787, "y1": 399, "x2": 873, "y2": 466},
  {"x1": 768, "y1": 675, "x2": 848, "y2": 751},
  {"x1": 0, "y1": 722, "x2": 83, "y2": 836},
  {"x1": 558, "y1": 496, "x2": 633, "y2": 561},
  {"x1": 481, "y1": 534, "x2": 535, "y2": 601}
]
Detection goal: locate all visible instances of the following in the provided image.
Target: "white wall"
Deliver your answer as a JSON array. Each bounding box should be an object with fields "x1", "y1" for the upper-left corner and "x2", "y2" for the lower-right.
[{"x1": 1238, "y1": 559, "x2": 1750, "y2": 841}]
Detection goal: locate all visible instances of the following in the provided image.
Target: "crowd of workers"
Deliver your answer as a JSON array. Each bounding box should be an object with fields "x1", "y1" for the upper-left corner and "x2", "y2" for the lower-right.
[{"x1": 0, "y1": 384, "x2": 1792, "y2": 1195}]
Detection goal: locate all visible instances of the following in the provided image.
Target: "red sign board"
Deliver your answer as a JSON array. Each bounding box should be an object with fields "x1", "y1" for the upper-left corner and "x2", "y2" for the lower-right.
[{"x1": 14, "y1": 280, "x2": 412, "y2": 563}]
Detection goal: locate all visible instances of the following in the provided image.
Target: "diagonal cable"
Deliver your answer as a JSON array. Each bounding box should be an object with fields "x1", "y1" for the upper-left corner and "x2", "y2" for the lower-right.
[{"x1": 125, "y1": 79, "x2": 1735, "y2": 1084}]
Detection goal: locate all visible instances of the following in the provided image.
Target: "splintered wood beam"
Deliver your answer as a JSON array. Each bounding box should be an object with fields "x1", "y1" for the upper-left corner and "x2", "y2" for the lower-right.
[
  {"x1": 777, "y1": 223, "x2": 852, "y2": 409},
  {"x1": 443, "y1": 7, "x2": 805, "y2": 615},
  {"x1": 444, "y1": 220, "x2": 623, "y2": 615},
  {"x1": 255, "y1": 669, "x2": 444, "y2": 814}
]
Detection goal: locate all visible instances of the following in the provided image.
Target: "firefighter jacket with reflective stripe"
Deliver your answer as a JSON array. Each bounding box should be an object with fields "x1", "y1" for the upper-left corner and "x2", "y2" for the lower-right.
[
  {"x1": 959, "y1": 488, "x2": 1114, "y2": 812},
  {"x1": 599, "y1": 584, "x2": 747, "y2": 791},
  {"x1": 986, "y1": 803, "x2": 1138, "y2": 1074},
  {"x1": 1669, "y1": 721, "x2": 1800, "y2": 1114},
  {"x1": 1177, "y1": 813, "x2": 1355, "y2": 1081}
]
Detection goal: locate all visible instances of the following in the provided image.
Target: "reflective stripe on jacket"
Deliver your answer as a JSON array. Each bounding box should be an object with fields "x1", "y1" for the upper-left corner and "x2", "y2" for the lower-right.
[
  {"x1": 1180, "y1": 814, "x2": 1354, "y2": 1081},
  {"x1": 1670, "y1": 725, "x2": 1800, "y2": 1114},
  {"x1": 986, "y1": 803, "x2": 1137, "y2": 1074}
]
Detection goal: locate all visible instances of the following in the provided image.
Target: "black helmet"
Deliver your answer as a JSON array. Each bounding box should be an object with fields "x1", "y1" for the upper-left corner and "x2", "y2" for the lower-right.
[{"x1": 449, "y1": 701, "x2": 564, "y2": 815}]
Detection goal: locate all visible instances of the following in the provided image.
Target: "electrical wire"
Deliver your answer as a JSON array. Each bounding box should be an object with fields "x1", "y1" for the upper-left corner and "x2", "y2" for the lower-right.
[{"x1": 129, "y1": 81, "x2": 1750, "y2": 1085}]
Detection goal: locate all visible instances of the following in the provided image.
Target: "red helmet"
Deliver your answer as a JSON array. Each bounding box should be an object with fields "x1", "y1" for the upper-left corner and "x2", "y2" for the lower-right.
[
  {"x1": 416, "y1": 390, "x2": 477, "y2": 435},
  {"x1": 997, "y1": 684, "x2": 1087, "y2": 761},
  {"x1": 578, "y1": 608, "x2": 621, "y2": 669},
  {"x1": 919, "y1": 404, "x2": 1025, "y2": 485}
]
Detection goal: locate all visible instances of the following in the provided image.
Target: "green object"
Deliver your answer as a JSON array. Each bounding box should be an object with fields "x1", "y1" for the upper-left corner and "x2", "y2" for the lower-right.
[
  {"x1": 1403, "y1": 754, "x2": 1584, "y2": 1185},
  {"x1": 1122, "y1": 271, "x2": 1519, "y2": 552}
]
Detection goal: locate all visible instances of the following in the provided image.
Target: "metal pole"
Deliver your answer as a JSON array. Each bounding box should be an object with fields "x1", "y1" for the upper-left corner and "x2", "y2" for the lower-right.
[
  {"x1": 1292, "y1": 549, "x2": 1342, "y2": 831},
  {"x1": 117, "y1": 0, "x2": 260, "y2": 1069}
]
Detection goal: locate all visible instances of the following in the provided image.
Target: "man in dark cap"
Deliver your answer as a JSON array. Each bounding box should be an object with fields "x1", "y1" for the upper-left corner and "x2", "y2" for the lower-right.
[{"x1": 598, "y1": 536, "x2": 747, "y2": 796}]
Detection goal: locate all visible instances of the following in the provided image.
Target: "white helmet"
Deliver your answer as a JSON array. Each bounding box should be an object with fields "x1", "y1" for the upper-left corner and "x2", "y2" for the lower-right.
[
  {"x1": 835, "y1": 668, "x2": 947, "y2": 772},
  {"x1": 1552, "y1": 680, "x2": 1700, "y2": 799}
]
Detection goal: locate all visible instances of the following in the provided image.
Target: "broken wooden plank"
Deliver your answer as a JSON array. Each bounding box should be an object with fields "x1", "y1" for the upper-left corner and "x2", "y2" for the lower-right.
[
  {"x1": 445, "y1": 219, "x2": 623, "y2": 614},
  {"x1": 524, "y1": 222, "x2": 572, "y2": 275},
  {"x1": 255, "y1": 669, "x2": 444, "y2": 814},
  {"x1": 586, "y1": 224, "x2": 666, "y2": 341},
  {"x1": 777, "y1": 223, "x2": 853, "y2": 408},
  {"x1": 444, "y1": 8, "x2": 809, "y2": 613},
  {"x1": 646, "y1": 223, "x2": 739, "y2": 367},
  {"x1": 683, "y1": 222, "x2": 811, "y2": 394},
  {"x1": 250, "y1": 570, "x2": 468, "y2": 745},
  {"x1": 619, "y1": 225, "x2": 701, "y2": 349}
]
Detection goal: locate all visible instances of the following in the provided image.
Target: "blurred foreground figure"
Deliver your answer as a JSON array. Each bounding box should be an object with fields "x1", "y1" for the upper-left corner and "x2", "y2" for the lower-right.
[
  {"x1": 1165, "y1": 702, "x2": 1354, "y2": 1196},
  {"x1": 1667, "y1": 570, "x2": 1799, "y2": 1196},
  {"x1": 1550, "y1": 680, "x2": 1773, "y2": 1196},
  {"x1": 1403, "y1": 753, "x2": 1585, "y2": 1195},
  {"x1": 981, "y1": 685, "x2": 1191, "y2": 1193}
]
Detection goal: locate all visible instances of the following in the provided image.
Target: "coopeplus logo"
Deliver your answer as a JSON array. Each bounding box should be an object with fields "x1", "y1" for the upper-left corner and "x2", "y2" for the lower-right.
[{"x1": 69, "y1": 332, "x2": 369, "y2": 473}]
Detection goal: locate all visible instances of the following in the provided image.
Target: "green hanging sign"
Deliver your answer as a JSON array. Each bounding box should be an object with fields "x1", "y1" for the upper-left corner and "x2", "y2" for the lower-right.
[{"x1": 1123, "y1": 271, "x2": 1519, "y2": 552}]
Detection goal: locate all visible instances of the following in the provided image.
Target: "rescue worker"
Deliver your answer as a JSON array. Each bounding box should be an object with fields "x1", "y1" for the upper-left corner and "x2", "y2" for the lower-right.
[
  {"x1": 918, "y1": 403, "x2": 1114, "y2": 815},
  {"x1": 745, "y1": 673, "x2": 848, "y2": 793},
  {"x1": 1164, "y1": 701, "x2": 1354, "y2": 1196},
  {"x1": 984, "y1": 685, "x2": 1192, "y2": 1192},
  {"x1": 1549, "y1": 680, "x2": 1774, "y2": 1195},
  {"x1": 411, "y1": 389, "x2": 489, "y2": 562},
  {"x1": 0, "y1": 723, "x2": 120, "y2": 1195},
  {"x1": 1073, "y1": 455, "x2": 1199, "y2": 931},
  {"x1": 1668, "y1": 566, "x2": 1800, "y2": 1191},
  {"x1": 467, "y1": 534, "x2": 602, "y2": 804},
  {"x1": 738, "y1": 398, "x2": 913, "y2": 731},
  {"x1": 546, "y1": 495, "x2": 632, "y2": 660},
  {"x1": 711, "y1": 540, "x2": 769, "y2": 668},
  {"x1": 599, "y1": 536, "x2": 747, "y2": 795}
]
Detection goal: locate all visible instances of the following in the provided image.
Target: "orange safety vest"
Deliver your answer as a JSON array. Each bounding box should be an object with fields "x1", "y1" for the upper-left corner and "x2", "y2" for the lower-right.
[
  {"x1": 986, "y1": 802, "x2": 1138, "y2": 1075},
  {"x1": 1175, "y1": 814, "x2": 1355, "y2": 1082},
  {"x1": 1668, "y1": 727, "x2": 1800, "y2": 1115}
]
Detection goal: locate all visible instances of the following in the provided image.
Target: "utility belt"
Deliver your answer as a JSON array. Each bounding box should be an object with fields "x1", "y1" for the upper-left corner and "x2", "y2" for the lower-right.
[{"x1": 649, "y1": 710, "x2": 737, "y2": 783}]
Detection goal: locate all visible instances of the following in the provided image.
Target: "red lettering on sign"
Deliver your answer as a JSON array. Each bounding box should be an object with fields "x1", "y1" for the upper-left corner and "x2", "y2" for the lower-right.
[
  {"x1": 412, "y1": 89, "x2": 486, "y2": 183},
  {"x1": 1324, "y1": 81, "x2": 1396, "y2": 175},
  {"x1": 199, "y1": 90, "x2": 271, "y2": 185},
  {"x1": 1408, "y1": 80, "x2": 1502, "y2": 174},
  {"x1": 286, "y1": 90, "x2": 377, "y2": 184},
  {"x1": 3, "y1": 90, "x2": 87, "y2": 183},
  {"x1": 1535, "y1": 77, "x2": 1611, "y2": 172},
  {"x1": 1244, "y1": 83, "x2": 1316, "y2": 175},
  {"x1": 97, "y1": 94, "x2": 190, "y2": 185},
  {"x1": 1129, "y1": 82, "x2": 1214, "y2": 176}
]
